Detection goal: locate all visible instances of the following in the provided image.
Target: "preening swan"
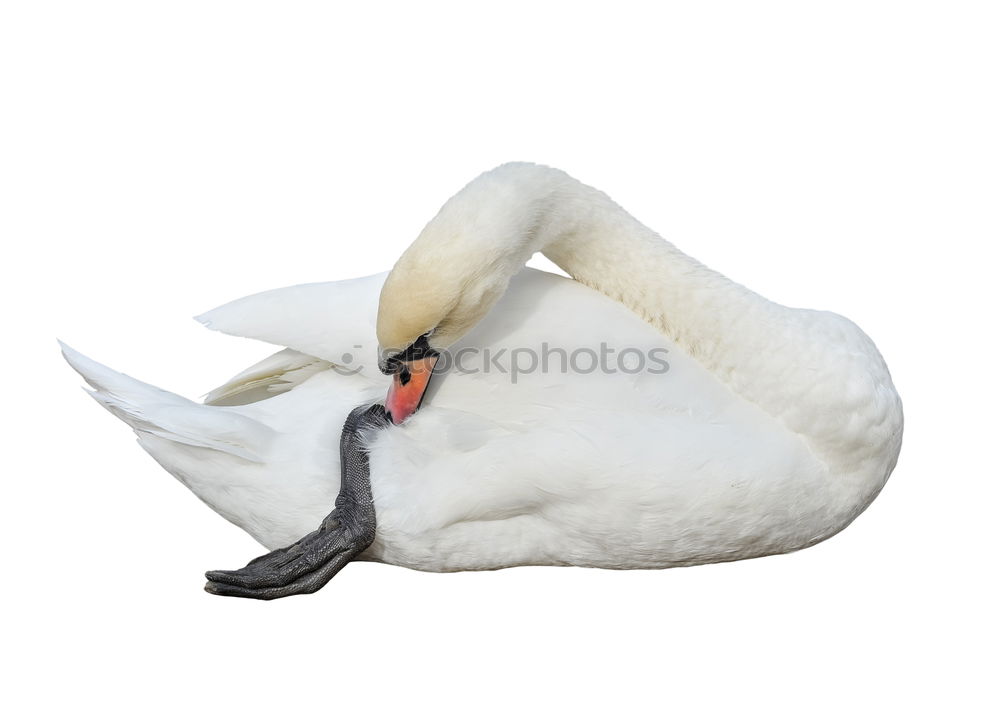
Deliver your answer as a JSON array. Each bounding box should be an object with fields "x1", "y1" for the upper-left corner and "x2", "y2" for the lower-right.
[{"x1": 62, "y1": 162, "x2": 903, "y2": 594}]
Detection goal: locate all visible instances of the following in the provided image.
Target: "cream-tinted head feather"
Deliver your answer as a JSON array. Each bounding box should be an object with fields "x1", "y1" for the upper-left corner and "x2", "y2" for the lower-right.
[
  {"x1": 376, "y1": 164, "x2": 550, "y2": 356},
  {"x1": 375, "y1": 236, "x2": 516, "y2": 356}
]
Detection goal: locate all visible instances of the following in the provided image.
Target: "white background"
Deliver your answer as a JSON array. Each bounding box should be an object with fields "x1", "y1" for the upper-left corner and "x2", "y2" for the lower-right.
[{"x1": 3, "y1": 2, "x2": 997, "y2": 724}]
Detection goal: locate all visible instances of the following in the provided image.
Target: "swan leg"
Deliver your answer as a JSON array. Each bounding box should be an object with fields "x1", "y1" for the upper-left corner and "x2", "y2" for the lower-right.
[{"x1": 205, "y1": 403, "x2": 390, "y2": 599}]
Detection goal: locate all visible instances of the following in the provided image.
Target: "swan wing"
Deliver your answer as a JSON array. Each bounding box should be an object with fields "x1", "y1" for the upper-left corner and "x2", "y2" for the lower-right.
[
  {"x1": 203, "y1": 348, "x2": 335, "y2": 406},
  {"x1": 195, "y1": 273, "x2": 387, "y2": 380}
]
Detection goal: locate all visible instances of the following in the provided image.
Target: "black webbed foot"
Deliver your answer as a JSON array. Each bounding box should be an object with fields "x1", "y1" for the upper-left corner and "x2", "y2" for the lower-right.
[
  {"x1": 204, "y1": 403, "x2": 390, "y2": 600},
  {"x1": 204, "y1": 513, "x2": 366, "y2": 599}
]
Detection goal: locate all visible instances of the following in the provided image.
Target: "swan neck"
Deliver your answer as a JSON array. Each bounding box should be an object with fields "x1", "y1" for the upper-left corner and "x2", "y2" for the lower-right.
[{"x1": 486, "y1": 164, "x2": 766, "y2": 367}]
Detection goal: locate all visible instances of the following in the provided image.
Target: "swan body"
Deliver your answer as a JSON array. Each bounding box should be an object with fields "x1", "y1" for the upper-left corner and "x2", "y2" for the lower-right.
[{"x1": 64, "y1": 163, "x2": 903, "y2": 572}]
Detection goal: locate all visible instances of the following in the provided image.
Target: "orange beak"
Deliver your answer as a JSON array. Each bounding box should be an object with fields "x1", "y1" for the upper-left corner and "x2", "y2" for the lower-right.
[{"x1": 385, "y1": 355, "x2": 438, "y2": 424}]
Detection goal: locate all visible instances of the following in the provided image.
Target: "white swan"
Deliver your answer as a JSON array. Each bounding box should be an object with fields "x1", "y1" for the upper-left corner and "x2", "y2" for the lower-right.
[{"x1": 63, "y1": 162, "x2": 903, "y2": 573}]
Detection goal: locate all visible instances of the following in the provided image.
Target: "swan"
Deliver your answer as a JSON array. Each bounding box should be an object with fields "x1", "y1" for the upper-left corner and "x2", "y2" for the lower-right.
[{"x1": 62, "y1": 162, "x2": 903, "y2": 587}]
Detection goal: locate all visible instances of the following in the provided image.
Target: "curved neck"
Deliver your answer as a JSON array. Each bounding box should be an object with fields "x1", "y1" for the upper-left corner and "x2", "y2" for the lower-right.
[
  {"x1": 429, "y1": 163, "x2": 902, "y2": 490},
  {"x1": 449, "y1": 163, "x2": 776, "y2": 384}
]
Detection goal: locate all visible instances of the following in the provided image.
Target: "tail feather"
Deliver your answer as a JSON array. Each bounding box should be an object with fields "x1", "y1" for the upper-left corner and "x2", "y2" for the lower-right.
[{"x1": 60, "y1": 341, "x2": 274, "y2": 463}]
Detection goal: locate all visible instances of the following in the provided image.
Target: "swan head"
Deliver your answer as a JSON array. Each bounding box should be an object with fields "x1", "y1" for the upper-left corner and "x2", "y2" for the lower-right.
[{"x1": 376, "y1": 215, "x2": 519, "y2": 423}]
